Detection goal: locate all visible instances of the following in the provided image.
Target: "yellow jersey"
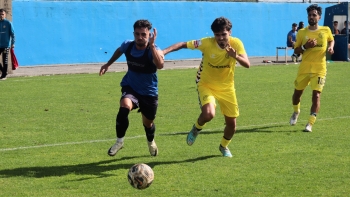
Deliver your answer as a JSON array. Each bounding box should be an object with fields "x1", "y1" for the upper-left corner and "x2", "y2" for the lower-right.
[
  {"x1": 295, "y1": 26, "x2": 334, "y2": 75},
  {"x1": 187, "y1": 37, "x2": 246, "y2": 89}
]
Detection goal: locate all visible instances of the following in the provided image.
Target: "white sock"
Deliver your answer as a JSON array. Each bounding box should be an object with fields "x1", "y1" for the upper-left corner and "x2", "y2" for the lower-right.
[{"x1": 117, "y1": 137, "x2": 124, "y2": 143}]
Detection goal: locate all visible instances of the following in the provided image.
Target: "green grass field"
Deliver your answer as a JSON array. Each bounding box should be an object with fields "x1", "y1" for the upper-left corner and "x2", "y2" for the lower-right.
[{"x1": 0, "y1": 63, "x2": 349, "y2": 196}]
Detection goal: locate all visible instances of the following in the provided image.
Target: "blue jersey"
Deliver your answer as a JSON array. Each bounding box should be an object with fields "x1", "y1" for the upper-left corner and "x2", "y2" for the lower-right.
[
  {"x1": 0, "y1": 19, "x2": 15, "y2": 48},
  {"x1": 286, "y1": 30, "x2": 296, "y2": 47},
  {"x1": 119, "y1": 40, "x2": 160, "y2": 96}
]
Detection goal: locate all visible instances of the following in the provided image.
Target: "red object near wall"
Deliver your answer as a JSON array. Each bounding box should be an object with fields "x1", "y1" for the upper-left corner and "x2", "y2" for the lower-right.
[{"x1": 10, "y1": 48, "x2": 19, "y2": 70}]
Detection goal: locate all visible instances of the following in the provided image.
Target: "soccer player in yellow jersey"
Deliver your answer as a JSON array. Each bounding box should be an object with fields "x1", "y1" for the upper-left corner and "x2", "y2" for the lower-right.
[
  {"x1": 162, "y1": 17, "x2": 250, "y2": 157},
  {"x1": 289, "y1": 4, "x2": 334, "y2": 132}
]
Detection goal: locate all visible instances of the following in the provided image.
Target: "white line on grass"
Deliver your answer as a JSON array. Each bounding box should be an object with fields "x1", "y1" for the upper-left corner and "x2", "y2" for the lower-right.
[{"x1": 1, "y1": 115, "x2": 349, "y2": 152}]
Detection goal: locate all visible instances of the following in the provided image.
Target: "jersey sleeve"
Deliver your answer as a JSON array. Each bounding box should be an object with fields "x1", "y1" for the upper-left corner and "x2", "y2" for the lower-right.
[
  {"x1": 231, "y1": 37, "x2": 246, "y2": 55},
  {"x1": 119, "y1": 40, "x2": 133, "y2": 53},
  {"x1": 187, "y1": 37, "x2": 211, "y2": 52},
  {"x1": 294, "y1": 30, "x2": 303, "y2": 48},
  {"x1": 326, "y1": 27, "x2": 334, "y2": 42}
]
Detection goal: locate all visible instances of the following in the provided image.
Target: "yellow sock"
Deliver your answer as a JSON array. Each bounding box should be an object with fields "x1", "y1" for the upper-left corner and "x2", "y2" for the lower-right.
[
  {"x1": 293, "y1": 103, "x2": 300, "y2": 113},
  {"x1": 308, "y1": 115, "x2": 317, "y2": 125},
  {"x1": 195, "y1": 120, "x2": 205, "y2": 130},
  {"x1": 220, "y1": 137, "x2": 232, "y2": 148}
]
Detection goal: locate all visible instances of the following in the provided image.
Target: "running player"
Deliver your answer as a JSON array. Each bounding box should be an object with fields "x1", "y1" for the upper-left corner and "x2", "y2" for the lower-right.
[
  {"x1": 99, "y1": 19, "x2": 164, "y2": 157},
  {"x1": 289, "y1": 4, "x2": 334, "y2": 132},
  {"x1": 162, "y1": 17, "x2": 250, "y2": 157}
]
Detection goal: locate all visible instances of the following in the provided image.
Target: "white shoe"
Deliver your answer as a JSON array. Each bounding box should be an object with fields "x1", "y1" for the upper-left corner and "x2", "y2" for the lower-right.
[
  {"x1": 290, "y1": 111, "x2": 300, "y2": 126},
  {"x1": 291, "y1": 55, "x2": 296, "y2": 63},
  {"x1": 147, "y1": 140, "x2": 158, "y2": 156},
  {"x1": 108, "y1": 141, "x2": 124, "y2": 156},
  {"x1": 304, "y1": 123, "x2": 312, "y2": 132}
]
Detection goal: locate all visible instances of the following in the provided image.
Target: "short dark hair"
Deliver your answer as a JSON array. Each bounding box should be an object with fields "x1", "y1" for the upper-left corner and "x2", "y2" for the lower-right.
[
  {"x1": 0, "y1": 9, "x2": 7, "y2": 13},
  {"x1": 292, "y1": 23, "x2": 297, "y2": 27},
  {"x1": 133, "y1": 19, "x2": 152, "y2": 30},
  {"x1": 211, "y1": 17, "x2": 232, "y2": 33},
  {"x1": 307, "y1": 4, "x2": 322, "y2": 16},
  {"x1": 333, "y1": 21, "x2": 338, "y2": 24}
]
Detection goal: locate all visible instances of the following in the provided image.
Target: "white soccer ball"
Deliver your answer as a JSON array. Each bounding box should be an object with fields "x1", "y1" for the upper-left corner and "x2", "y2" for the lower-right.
[{"x1": 127, "y1": 163, "x2": 154, "y2": 190}]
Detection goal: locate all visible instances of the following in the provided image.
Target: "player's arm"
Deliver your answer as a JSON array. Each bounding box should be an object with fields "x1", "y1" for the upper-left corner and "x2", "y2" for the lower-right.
[
  {"x1": 294, "y1": 38, "x2": 317, "y2": 54},
  {"x1": 288, "y1": 35, "x2": 294, "y2": 46},
  {"x1": 236, "y1": 54, "x2": 250, "y2": 68},
  {"x1": 226, "y1": 44, "x2": 250, "y2": 68},
  {"x1": 327, "y1": 40, "x2": 335, "y2": 54},
  {"x1": 148, "y1": 28, "x2": 164, "y2": 69},
  {"x1": 99, "y1": 47, "x2": 123, "y2": 76},
  {"x1": 162, "y1": 42, "x2": 188, "y2": 55}
]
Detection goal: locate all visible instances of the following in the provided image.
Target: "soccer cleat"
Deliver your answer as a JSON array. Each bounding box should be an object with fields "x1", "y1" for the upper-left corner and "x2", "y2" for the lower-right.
[
  {"x1": 107, "y1": 141, "x2": 124, "y2": 156},
  {"x1": 290, "y1": 111, "x2": 300, "y2": 126},
  {"x1": 219, "y1": 145, "x2": 232, "y2": 157},
  {"x1": 291, "y1": 55, "x2": 296, "y2": 63},
  {"x1": 0, "y1": 76, "x2": 7, "y2": 80},
  {"x1": 304, "y1": 123, "x2": 312, "y2": 132},
  {"x1": 186, "y1": 125, "x2": 200, "y2": 146},
  {"x1": 147, "y1": 140, "x2": 158, "y2": 156}
]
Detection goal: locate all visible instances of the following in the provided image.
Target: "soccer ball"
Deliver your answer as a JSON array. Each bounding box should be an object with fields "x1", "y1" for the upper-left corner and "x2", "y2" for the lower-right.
[{"x1": 127, "y1": 163, "x2": 154, "y2": 190}]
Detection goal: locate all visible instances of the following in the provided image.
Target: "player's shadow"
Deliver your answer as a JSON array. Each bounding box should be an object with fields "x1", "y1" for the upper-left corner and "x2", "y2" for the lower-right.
[
  {"x1": 161, "y1": 124, "x2": 296, "y2": 136},
  {"x1": 0, "y1": 155, "x2": 219, "y2": 180}
]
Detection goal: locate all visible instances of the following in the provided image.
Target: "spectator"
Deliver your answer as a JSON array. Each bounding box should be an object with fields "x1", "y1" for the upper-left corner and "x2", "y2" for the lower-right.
[
  {"x1": 0, "y1": 8, "x2": 15, "y2": 80},
  {"x1": 332, "y1": 21, "x2": 340, "y2": 34},
  {"x1": 341, "y1": 21, "x2": 350, "y2": 44},
  {"x1": 287, "y1": 23, "x2": 300, "y2": 62},
  {"x1": 297, "y1": 21, "x2": 304, "y2": 31}
]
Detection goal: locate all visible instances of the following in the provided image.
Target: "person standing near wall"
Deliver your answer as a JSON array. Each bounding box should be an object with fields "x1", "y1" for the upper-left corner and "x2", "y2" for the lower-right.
[
  {"x1": 99, "y1": 19, "x2": 164, "y2": 157},
  {"x1": 289, "y1": 4, "x2": 334, "y2": 132},
  {"x1": 162, "y1": 17, "x2": 250, "y2": 157},
  {"x1": 332, "y1": 21, "x2": 340, "y2": 35},
  {"x1": 0, "y1": 8, "x2": 15, "y2": 80},
  {"x1": 287, "y1": 23, "x2": 300, "y2": 63},
  {"x1": 297, "y1": 21, "x2": 304, "y2": 31}
]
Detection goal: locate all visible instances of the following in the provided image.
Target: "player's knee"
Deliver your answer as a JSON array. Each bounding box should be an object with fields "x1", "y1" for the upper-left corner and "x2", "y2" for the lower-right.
[{"x1": 116, "y1": 107, "x2": 130, "y2": 123}]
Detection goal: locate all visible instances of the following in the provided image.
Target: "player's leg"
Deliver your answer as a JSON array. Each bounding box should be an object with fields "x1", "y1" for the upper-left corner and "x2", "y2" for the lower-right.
[
  {"x1": 305, "y1": 75, "x2": 325, "y2": 132},
  {"x1": 140, "y1": 95, "x2": 158, "y2": 156},
  {"x1": 187, "y1": 85, "x2": 216, "y2": 146},
  {"x1": 290, "y1": 74, "x2": 309, "y2": 125},
  {"x1": 108, "y1": 86, "x2": 136, "y2": 156},
  {"x1": 0, "y1": 48, "x2": 9, "y2": 79},
  {"x1": 217, "y1": 88, "x2": 238, "y2": 157}
]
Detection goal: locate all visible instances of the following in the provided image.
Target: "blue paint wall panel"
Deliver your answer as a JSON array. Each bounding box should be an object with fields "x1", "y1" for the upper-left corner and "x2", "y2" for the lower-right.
[{"x1": 12, "y1": 1, "x2": 334, "y2": 66}]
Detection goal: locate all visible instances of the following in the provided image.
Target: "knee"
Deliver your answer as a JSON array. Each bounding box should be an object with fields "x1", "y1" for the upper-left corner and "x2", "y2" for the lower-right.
[
  {"x1": 202, "y1": 111, "x2": 215, "y2": 121},
  {"x1": 116, "y1": 107, "x2": 130, "y2": 122}
]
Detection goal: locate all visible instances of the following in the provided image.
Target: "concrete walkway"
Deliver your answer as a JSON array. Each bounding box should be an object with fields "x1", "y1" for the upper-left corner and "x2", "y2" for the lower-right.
[{"x1": 8, "y1": 56, "x2": 283, "y2": 77}]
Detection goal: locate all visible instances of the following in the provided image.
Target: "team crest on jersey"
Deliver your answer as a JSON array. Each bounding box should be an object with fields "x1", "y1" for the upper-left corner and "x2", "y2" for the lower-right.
[
  {"x1": 2, "y1": 25, "x2": 6, "y2": 29},
  {"x1": 225, "y1": 53, "x2": 230, "y2": 59},
  {"x1": 318, "y1": 33, "x2": 323, "y2": 39},
  {"x1": 194, "y1": 40, "x2": 202, "y2": 48}
]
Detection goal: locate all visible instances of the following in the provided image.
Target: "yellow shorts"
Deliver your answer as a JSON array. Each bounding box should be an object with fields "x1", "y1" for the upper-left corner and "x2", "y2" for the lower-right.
[
  {"x1": 197, "y1": 84, "x2": 239, "y2": 117},
  {"x1": 294, "y1": 73, "x2": 326, "y2": 92}
]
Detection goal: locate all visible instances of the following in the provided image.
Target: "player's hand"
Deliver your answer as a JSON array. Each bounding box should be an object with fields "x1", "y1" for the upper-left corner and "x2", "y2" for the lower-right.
[
  {"x1": 99, "y1": 64, "x2": 109, "y2": 76},
  {"x1": 327, "y1": 47, "x2": 334, "y2": 55},
  {"x1": 225, "y1": 44, "x2": 237, "y2": 59},
  {"x1": 305, "y1": 38, "x2": 317, "y2": 49},
  {"x1": 149, "y1": 28, "x2": 157, "y2": 46}
]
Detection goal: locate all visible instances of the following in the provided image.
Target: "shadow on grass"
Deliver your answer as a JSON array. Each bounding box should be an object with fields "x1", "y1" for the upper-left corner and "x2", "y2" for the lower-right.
[
  {"x1": 0, "y1": 155, "x2": 219, "y2": 179},
  {"x1": 160, "y1": 124, "x2": 299, "y2": 136}
]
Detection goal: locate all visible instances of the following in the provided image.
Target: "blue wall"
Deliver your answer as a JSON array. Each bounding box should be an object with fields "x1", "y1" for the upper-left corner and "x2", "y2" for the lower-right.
[{"x1": 13, "y1": 1, "x2": 335, "y2": 66}]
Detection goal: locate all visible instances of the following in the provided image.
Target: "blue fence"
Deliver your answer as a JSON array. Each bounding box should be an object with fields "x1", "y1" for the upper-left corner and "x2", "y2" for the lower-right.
[{"x1": 12, "y1": 1, "x2": 334, "y2": 66}]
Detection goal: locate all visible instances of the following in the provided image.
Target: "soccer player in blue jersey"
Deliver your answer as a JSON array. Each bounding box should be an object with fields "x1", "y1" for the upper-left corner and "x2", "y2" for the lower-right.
[
  {"x1": 162, "y1": 17, "x2": 250, "y2": 157},
  {"x1": 289, "y1": 4, "x2": 334, "y2": 132},
  {"x1": 99, "y1": 19, "x2": 164, "y2": 157}
]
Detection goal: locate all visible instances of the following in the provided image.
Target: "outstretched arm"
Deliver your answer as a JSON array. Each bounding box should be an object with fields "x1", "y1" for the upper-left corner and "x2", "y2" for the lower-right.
[
  {"x1": 99, "y1": 48, "x2": 123, "y2": 76},
  {"x1": 163, "y1": 42, "x2": 188, "y2": 55}
]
